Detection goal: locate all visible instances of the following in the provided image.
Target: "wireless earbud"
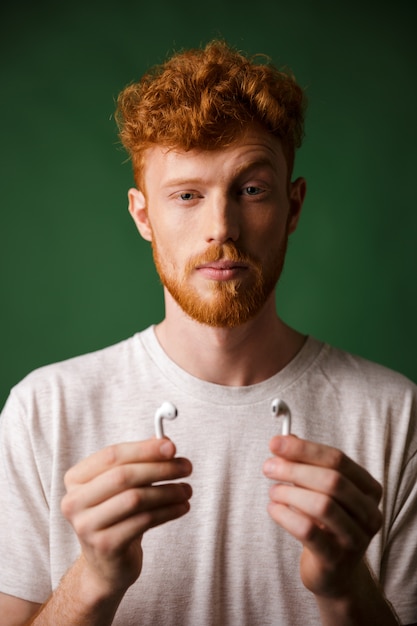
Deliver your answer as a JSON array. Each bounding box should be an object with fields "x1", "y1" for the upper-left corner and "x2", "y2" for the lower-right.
[
  {"x1": 154, "y1": 401, "x2": 178, "y2": 439},
  {"x1": 271, "y1": 398, "x2": 291, "y2": 436}
]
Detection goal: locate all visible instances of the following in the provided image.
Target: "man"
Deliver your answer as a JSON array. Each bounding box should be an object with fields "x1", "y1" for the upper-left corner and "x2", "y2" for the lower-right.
[{"x1": 0, "y1": 40, "x2": 416, "y2": 625}]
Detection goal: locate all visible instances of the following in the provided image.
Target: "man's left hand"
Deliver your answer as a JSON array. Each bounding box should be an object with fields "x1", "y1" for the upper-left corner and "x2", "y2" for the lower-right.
[{"x1": 263, "y1": 435, "x2": 383, "y2": 598}]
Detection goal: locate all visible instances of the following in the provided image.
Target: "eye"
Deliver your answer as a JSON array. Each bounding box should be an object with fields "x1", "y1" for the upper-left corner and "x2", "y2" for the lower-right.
[
  {"x1": 242, "y1": 186, "x2": 263, "y2": 196},
  {"x1": 179, "y1": 192, "x2": 196, "y2": 201}
]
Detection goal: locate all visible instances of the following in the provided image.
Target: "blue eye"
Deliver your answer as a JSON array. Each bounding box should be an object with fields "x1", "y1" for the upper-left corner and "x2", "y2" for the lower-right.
[
  {"x1": 179, "y1": 192, "x2": 195, "y2": 201},
  {"x1": 243, "y1": 186, "x2": 262, "y2": 196}
]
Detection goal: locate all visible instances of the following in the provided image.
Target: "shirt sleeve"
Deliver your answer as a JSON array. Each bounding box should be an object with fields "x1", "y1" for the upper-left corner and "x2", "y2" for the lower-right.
[
  {"x1": 0, "y1": 389, "x2": 52, "y2": 603},
  {"x1": 381, "y1": 451, "x2": 417, "y2": 624}
]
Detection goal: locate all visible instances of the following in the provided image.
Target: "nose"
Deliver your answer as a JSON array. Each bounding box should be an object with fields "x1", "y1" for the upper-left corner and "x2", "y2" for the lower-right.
[{"x1": 205, "y1": 192, "x2": 240, "y2": 244}]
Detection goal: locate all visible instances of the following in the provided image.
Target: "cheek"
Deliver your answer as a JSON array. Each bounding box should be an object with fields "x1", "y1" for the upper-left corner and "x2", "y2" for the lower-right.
[
  {"x1": 244, "y1": 211, "x2": 286, "y2": 249},
  {"x1": 152, "y1": 230, "x2": 186, "y2": 274}
]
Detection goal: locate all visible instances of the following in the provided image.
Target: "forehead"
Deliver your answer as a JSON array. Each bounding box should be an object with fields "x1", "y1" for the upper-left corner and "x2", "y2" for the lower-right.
[{"x1": 141, "y1": 127, "x2": 288, "y2": 187}]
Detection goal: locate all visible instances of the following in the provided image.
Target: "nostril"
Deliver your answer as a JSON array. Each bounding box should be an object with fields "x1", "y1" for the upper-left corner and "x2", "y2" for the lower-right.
[{"x1": 206, "y1": 212, "x2": 240, "y2": 244}]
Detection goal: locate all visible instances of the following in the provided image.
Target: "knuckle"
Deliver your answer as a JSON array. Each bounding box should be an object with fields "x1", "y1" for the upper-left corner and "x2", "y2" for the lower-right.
[
  {"x1": 267, "y1": 457, "x2": 288, "y2": 480},
  {"x1": 324, "y1": 470, "x2": 345, "y2": 496},
  {"x1": 143, "y1": 509, "x2": 155, "y2": 528},
  {"x1": 269, "y1": 483, "x2": 283, "y2": 502},
  {"x1": 369, "y1": 507, "x2": 383, "y2": 534},
  {"x1": 155, "y1": 464, "x2": 170, "y2": 482},
  {"x1": 314, "y1": 494, "x2": 335, "y2": 520},
  {"x1": 91, "y1": 531, "x2": 116, "y2": 556},
  {"x1": 72, "y1": 513, "x2": 93, "y2": 540},
  {"x1": 328, "y1": 447, "x2": 346, "y2": 470},
  {"x1": 154, "y1": 459, "x2": 179, "y2": 482},
  {"x1": 122, "y1": 488, "x2": 144, "y2": 511},
  {"x1": 298, "y1": 517, "x2": 318, "y2": 543},
  {"x1": 339, "y1": 528, "x2": 367, "y2": 552},
  {"x1": 278, "y1": 458, "x2": 292, "y2": 481},
  {"x1": 61, "y1": 492, "x2": 77, "y2": 520},
  {"x1": 60, "y1": 496, "x2": 71, "y2": 520},
  {"x1": 102, "y1": 444, "x2": 120, "y2": 468},
  {"x1": 63, "y1": 467, "x2": 76, "y2": 489},
  {"x1": 135, "y1": 511, "x2": 153, "y2": 533},
  {"x1": 110, "y1": 465, "x2": 131, "y2": 490}
]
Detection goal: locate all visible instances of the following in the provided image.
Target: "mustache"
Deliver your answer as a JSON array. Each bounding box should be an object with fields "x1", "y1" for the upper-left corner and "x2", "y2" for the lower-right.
[{"x1": 185, "y1": 243, "x2": 261, "y2": 271}]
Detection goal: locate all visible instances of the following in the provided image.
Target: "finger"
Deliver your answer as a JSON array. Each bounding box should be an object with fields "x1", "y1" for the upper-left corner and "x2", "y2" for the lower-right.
[
  {"x1": 268, "y1": 436, "x2": 382, "y2": 502},
  {"x1": 264, "y1": 458, "x2": 382, "y2": 533},
  {"x1": 70, "y1": 483, "x2": 192, "y2": 535},
  {"x1": 269, "y1": 483, "x2": 381, "y2": 546},
  {"x1": 65, "y1": 439, "x2": 177, "y2": 487},
  {"x1": 86, "y1": 500, "x2": 191, "y2": 555},
  {"x1": 63, "y1": 458, "x2": 192, "y2": 514},
  {"x1": 267, "y1": 501, "x2": 343, "y2": 564}
]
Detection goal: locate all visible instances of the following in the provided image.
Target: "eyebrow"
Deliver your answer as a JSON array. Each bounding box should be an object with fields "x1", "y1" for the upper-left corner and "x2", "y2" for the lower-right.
[
  {"x1": 163, "y1": 176, "x2": 207, "y2": 189},
  {"x1": 233, "y1": 157, "x2": 278, "y2": 178},
  {"x1": 162, "y1": 158, "x2": 278, "y2": 190}
]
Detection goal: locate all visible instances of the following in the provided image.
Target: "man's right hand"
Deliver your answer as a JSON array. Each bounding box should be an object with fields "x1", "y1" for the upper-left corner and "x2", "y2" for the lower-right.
[{"x1": 61, "y1": 438, "x2": 192, "y2": 597}]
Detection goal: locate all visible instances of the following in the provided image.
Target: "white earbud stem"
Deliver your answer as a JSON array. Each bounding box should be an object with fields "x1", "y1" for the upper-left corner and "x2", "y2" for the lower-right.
[
  {"x1": 154, "y1": 401, "x2": 178, "y2": 439},
  {"x1": 271, "y1": 398, "x2": 292, "y2": 436}
]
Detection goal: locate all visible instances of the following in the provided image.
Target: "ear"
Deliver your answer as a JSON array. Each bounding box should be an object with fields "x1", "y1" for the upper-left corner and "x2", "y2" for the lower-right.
[
  {"x1": 128, "y1": 188, "x2": 153, "y2": 242},
  {"x1": 287, "y1": 177, "x2": 306, "y2": 234}
]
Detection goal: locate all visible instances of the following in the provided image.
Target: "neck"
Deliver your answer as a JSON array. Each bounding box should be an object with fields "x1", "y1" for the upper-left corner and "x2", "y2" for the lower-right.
[{"x1": 155, "y1": 292, "x2": 306, "y2": 386}]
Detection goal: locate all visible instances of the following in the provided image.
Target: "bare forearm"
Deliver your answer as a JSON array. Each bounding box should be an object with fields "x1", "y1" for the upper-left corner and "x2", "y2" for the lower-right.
[
  {"x1": 29, "y1": 556, "x2": 127, "y2": 626},
  {"x1": 315, "y1": 562, "x2": 399, "y2": 626}
]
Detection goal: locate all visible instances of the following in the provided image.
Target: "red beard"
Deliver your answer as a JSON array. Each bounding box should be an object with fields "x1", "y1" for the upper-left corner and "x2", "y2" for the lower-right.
[{"x1": 152, "y1": 238, "x2": 288, "y2": 328}]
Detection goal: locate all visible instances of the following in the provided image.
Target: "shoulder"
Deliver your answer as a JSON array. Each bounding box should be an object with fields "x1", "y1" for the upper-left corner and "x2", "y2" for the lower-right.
[
  {"x1": 314, "y1": 342, "x2": 417, "y2": 398},
  {"x1": 18, "y1": 336, "x2": 133, "y2": 386},
  {"x1": 5, "y1": 328, "x2": 154, "y2": 409}
]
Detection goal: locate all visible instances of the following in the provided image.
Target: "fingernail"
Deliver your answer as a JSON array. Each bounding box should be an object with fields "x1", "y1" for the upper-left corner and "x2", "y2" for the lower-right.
[{"x1": 160, "y1": 440, "x2": 175, "y2": 458}]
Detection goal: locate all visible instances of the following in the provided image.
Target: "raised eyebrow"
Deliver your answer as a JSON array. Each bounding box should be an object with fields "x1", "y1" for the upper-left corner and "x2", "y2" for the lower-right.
[{"x1": 233, "y1": 158, "x2": 278, "y2": 179}]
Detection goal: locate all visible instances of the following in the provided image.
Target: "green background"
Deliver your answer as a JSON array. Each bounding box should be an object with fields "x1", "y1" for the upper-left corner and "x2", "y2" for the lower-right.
[{"x1": 1, "y1": 0, "x2": 416, "y2": 409}]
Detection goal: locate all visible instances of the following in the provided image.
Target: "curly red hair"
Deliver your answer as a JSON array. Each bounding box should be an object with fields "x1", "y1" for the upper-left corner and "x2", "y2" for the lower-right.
[{"x1": 116, "y1": 40, "x2": 306, "y2": 186}]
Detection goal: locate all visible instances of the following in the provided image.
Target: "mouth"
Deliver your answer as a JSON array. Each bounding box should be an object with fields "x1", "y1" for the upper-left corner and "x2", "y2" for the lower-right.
[{"x1": 195, "y1": 259, "x2": 249, "y2": 281}]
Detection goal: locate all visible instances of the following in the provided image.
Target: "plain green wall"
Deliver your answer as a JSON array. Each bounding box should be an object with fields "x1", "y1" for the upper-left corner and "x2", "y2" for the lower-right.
[{"x1": 1, "y1": 0, "x2": 416, "y2": 409}]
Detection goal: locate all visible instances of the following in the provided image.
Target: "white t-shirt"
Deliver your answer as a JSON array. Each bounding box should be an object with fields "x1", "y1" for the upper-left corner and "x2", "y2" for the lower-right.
[{"x1": 1, "y1": 327, "x2": 416, "y2": 625}]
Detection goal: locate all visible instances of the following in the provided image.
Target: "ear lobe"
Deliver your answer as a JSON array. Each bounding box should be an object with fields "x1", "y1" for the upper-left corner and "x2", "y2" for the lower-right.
[
  {"x1": 128, "y1": 187, "x2": 152, "y2": 241},
  {"x1": 287, "y1": 177, "x2": 306, "y2": 234}
]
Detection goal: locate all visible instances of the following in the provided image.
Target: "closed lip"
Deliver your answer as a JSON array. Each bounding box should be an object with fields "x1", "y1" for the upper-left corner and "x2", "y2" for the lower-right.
[{"x1": 196, "y1": 260, "x2": 248, "y2": 270}]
